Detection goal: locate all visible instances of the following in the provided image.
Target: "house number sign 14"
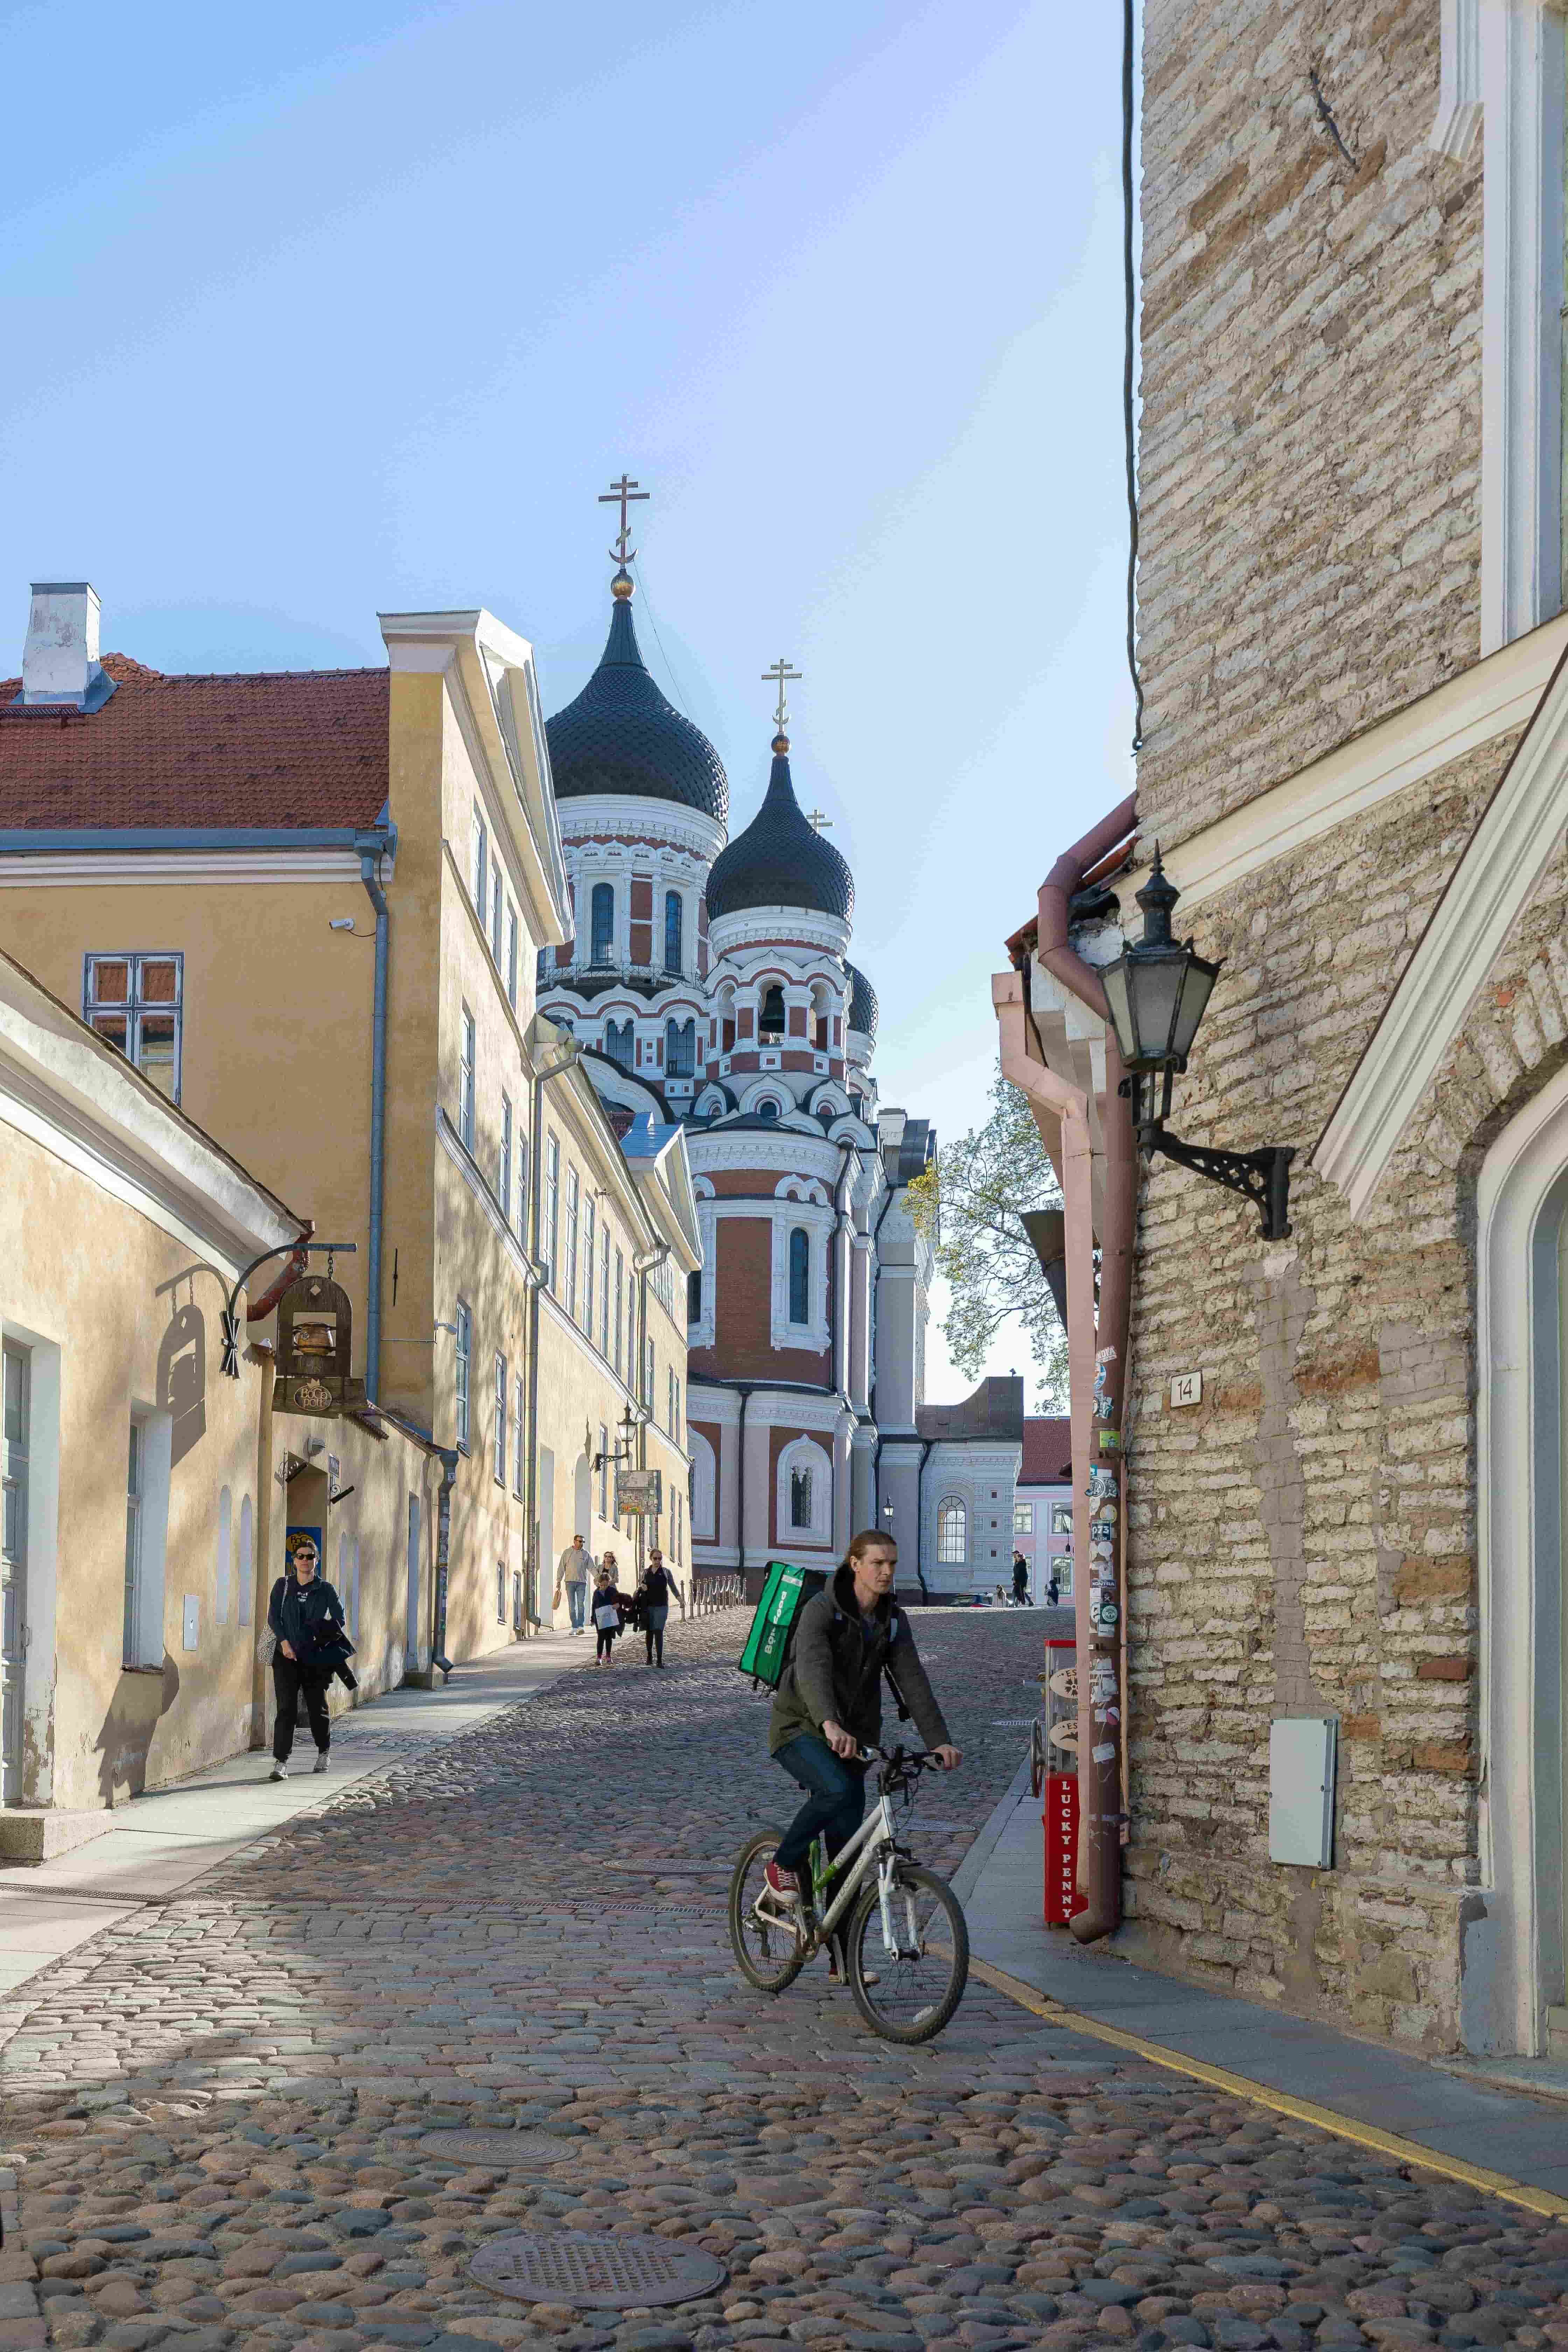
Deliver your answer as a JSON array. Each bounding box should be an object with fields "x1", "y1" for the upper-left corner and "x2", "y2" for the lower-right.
[{"x1": 1169, "y1": 1371, "x2": 1203, "y2": 1409}]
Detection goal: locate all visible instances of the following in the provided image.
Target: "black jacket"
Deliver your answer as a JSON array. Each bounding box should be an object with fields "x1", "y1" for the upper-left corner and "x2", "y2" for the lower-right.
[
  {"x1": 591, "y1": 1584, "x2": 630, "y2": 1630},
  {"x1": 268, "y1": 1575, "x2": 352, "y2": 1672},
  {"x1": 768, "y1": 1563, "x2": 950, "y2": 1757},
  {"x1": 639, "y1": 1566, "x2": 677, "y2": 1610}
]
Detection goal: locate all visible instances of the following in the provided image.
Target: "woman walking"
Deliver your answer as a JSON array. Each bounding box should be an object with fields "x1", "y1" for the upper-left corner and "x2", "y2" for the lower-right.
[
  {"x1": 265, "y1": 1533, "x2": 352, "y2": 1780},
  {"x1": 637, "y1": 1549, "x2": 681, "y2": 1668},
  {"x1": 592, "y1": 1559, "x2": 629, "y2": 1665}
]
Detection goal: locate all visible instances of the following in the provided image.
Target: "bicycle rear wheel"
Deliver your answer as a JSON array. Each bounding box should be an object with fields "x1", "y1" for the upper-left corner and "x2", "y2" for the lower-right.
[
  {"x1": 845, "y1": 1861, "x2": 968, "y2": 2043},
  {"x1": 728, "y1": 1830, "x2": 808, "y2": 1993}
]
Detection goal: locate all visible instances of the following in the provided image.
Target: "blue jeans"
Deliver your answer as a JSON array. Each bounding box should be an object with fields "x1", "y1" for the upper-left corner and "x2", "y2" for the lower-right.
[
  {"x1": 567, "y1": 1583, "x2": 587, "y2": 1631},
  {"x1": 774, "y1": 1733, "x2": 867, "y2": 1872}
]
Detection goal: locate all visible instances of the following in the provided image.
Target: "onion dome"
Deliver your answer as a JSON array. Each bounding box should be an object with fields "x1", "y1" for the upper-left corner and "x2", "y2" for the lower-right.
[
  {"x1": 846, "y1": 962, "x2": 878, "y2": 1038},
  {"x1": 705, "y1": 733, "x2": 854, "y2": 924},
  {"x1": 545, "y1": 574, "x2": 728, "y2": 825}
]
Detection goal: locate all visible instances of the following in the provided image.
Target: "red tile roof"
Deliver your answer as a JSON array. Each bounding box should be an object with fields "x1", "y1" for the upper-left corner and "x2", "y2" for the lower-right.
[
  {"x1": 1020, "y1": 1415, "x2": 1072, "y2": 1484},
  {"x1": 0, "y1": 654, "x2": 389, "y2": 831}
]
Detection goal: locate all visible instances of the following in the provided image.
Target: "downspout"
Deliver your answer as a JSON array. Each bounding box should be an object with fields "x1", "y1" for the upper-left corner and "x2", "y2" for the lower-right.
[
  {"x1": 992, "y1": 971, "x2": 1101, "y2": 1927},
  {"x1": 737, "y1": 1385, "x2": 749, "y2": 1592},
  {"x1": 523, "y1": 1044, "x2": 581, "y2": 1634},
  {"x1": 1032, "y1": 790, "x2": 1139, "y2": 1947},
  {"x1": 913, "y1": 1437, "x2": 932, "y2": 1605},
  {"x1": 356, "y1": 827, "x2": 396, "y2": 1404},
  {"x1": 869, "y1": 1172, "x2": 898, "y2": 1527}
]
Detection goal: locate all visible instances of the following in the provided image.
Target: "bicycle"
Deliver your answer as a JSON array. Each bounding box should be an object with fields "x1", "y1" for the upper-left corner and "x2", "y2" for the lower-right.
[{"x1": 728, "y1": 1745, "x2": 970, "y2": 2044}]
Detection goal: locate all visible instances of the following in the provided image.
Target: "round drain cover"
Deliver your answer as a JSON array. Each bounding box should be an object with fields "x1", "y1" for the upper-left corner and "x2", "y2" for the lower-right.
[
  {"x1": 469, "y1": 2228, "x2": 727, "y2": 2309},
  {"x1": 421, "y1": 2130, "x2": 575, "y2": 2166}
]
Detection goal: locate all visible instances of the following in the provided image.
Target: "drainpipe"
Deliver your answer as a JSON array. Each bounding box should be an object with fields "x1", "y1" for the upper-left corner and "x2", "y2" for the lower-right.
[
  {"x1": 1030, "y1": 790, "x2": 1139, "y2": 1947},
  {"x1": 356, "y1": 826, "x2": 396, "y2": 1404},
  {"x1": 523, "y1": 1038, "x2": 582, "y2": 1634},
  {"x1": 913, "y1": 1437, "x2": 932, "y2": 1605},
  {"x1": 993, "y1": 969, "x2": 1102, "y2": 1927},
  {"x1": 869, "y1": 1169, "x2": 898, "y2": 1528},
  {"x1": 737, "y1": 1385, "x2": 750, "y2": 1593},
  {"x1": 430, "y1": 1444, "x2": 458, "y2": 1680}
]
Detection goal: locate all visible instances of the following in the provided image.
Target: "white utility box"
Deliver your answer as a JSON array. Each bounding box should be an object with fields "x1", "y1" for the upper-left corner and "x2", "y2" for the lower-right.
[
  {"x1": 1268, "y1": 1715, "x2": 1337, "y2": 1866},
  {"x1": 181, "y1": 1595, "x2": 201, "y2": 1653}
]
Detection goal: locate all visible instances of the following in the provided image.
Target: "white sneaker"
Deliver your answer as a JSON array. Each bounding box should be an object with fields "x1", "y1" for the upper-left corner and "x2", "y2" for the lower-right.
[
  {"x1": 313, "y1": 1752, "x2": 329, "y2": 1774},
  {"x1": 269, "y1": 1763, "x2": 288, "y2": 1782}
]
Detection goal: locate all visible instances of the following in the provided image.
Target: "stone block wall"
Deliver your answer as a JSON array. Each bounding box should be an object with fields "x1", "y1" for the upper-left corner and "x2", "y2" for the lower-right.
[
  {"x1": 1120, "y1": 727, "x2": 1531, "y2": 2050},
  {"x1": 1137, "y1": 0, "x2": 1481, "y2": 851}
]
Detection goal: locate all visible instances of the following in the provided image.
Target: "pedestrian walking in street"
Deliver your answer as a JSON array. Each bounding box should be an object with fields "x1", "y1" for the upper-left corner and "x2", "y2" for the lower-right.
[
  {"x1": 263, "y1": 1533, "x2": 352, "y2": 1781},
  {"x1": 1046, "y1": 1571, "x2": 1060, "y2": 1607},
  {"x1": 1011, "y1": 1549, "x2": 1030, "y2": 1606},
  {"x1": 554, "y1": 1533, "x2": 594, "y2": 1634},
  {"x1": 591, "y1": 1563, "x2": 628, "y2": 1664},
  {"x1": 637, "y1": 1548, "x2": 682, "y2": 1667}
]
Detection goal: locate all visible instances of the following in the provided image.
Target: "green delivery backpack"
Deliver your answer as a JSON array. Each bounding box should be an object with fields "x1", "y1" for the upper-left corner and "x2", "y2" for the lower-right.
[{"x1": 738, "y1": 1559, "x2": 827, "y2": 1690}]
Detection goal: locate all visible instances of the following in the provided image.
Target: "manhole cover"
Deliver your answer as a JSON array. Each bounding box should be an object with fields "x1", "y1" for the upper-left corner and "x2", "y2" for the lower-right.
[
  {"x1": 469, "y1": 2228, "x2": 727, "y2": 2308},
  {"x1": 421, "y1": 2130, "x2": 577, "y2": 2165}
]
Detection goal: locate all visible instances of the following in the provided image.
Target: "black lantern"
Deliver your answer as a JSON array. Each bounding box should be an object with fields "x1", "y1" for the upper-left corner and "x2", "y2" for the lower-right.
[
  {"x1": 275, "y1": 1270, "x2": 366, "y2": 1418},
  {"x1": 1101, "y1": 849, "x2": 1293, "y2": 1241}
]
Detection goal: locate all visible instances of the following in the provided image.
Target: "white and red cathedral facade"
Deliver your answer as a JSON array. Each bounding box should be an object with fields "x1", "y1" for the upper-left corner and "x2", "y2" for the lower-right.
[{"x1": 539, "y1": 561, "x2": 1020, "y2": 1598}]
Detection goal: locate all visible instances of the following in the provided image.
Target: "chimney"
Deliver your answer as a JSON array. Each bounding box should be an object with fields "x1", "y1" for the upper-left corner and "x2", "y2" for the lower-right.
[{"x1": 22, "y1": 582, "x2": 109, "y2": 709}]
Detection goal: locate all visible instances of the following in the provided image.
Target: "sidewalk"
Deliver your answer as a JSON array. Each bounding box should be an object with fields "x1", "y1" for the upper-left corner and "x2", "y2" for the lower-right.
[
  {"x1": 0, "y1": 1630, "x2": 584, "y2": 2005},
  {"x1": 959, "y1": 1766, "x2": 1568, "y2": 2209}
]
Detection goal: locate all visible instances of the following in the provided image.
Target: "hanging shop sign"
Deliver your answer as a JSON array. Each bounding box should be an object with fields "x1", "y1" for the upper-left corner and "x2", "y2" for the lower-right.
[
  {"x1": 274, "y1": 1271, "x2": 365, "y2": 1418},
  {"x1": 616, "y1": 1466, "x2": 664, "y2": 1517}
]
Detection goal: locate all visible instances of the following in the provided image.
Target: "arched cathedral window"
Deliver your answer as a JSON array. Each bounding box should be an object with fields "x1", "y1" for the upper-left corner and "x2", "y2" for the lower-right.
[
  {"x1": 605, "y1": 1020, "x2": 634, "y2": 1070},
  {"x1": 790, "y1": 1466, "x2": 813, "y2": 1531},
  {"x1": 760, "y1": 985, "x2": 786, "y2": 1041},
  {"x1": 590, "y1": 883, "x2": 614, "y2": 967},
  {"x1": 789, "y1": 1227, "x2": 810, "y2": 1325},
  {"x1": 687, "y1": 1270, "x2": 702, "y2": 1325},
  {"x1": 666, "y1": 1018, "x2": 696, "y2": 1078},
  {"x1": 664, "y1": 891, "x2": 683, "y2": 975},
  {"x1": 937, "y1": 1499, "x2": 967, "y2": 1565}
]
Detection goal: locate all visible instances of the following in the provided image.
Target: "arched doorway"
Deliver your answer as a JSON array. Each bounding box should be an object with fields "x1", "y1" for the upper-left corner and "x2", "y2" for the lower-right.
[{"x1": 1477, "y1": 1062, "x2": 1568, "y2": 2055}]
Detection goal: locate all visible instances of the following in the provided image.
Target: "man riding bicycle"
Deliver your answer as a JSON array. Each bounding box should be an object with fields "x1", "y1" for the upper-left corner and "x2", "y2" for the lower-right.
[{"x1": 766, "y1": 1529, "x2": 961, "y2": 1955}]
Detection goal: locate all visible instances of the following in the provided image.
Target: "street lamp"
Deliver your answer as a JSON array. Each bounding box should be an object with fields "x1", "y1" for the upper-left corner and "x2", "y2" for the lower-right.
[{"x1": 1100, "y1": 849, "x2": 1294, "y2": 1240}]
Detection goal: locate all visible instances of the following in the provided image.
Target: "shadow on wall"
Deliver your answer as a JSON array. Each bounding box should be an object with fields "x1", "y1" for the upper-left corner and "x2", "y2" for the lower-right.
[
  {"x1": 94, "y1": 1651, "x2": 181, "y2": 1807},
  {"x1": 158, "y1": 1298, "x2": 206, "y2": 1468}
]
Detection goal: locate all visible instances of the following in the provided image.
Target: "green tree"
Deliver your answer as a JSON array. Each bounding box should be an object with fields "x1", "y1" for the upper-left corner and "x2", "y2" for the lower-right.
[{"x1": 908, "y1": 1064, "x2": 1068, "y2": 1409}]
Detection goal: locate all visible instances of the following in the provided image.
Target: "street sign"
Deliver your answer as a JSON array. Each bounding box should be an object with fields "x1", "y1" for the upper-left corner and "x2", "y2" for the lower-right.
[{"x1": 616, "y1": 1467, "x2": 663, "y2": 1517}]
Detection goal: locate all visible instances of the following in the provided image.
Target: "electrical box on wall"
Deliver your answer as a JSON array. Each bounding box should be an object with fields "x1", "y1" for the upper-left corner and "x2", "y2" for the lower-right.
[
  {"x1": 1269, "y1": 1716, "x2": 1337, "y2": 1867},
  {"x1": 181, "y1": 1596, "x2": 201, "y2": 1653}
]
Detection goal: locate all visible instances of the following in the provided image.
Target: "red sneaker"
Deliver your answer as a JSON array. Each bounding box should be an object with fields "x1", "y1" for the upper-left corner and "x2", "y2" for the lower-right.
[{"x1": 764, "y1": 1860, "x2": 799, "y2": 1899}]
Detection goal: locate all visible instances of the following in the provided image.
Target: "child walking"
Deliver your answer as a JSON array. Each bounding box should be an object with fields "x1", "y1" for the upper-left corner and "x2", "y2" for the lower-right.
[{"x1": 591, "y1": 1559, "x2": 628, "y2": 1665}]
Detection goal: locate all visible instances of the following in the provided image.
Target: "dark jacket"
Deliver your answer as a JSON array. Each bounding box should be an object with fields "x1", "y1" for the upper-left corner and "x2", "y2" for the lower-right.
[
  {"x1": 268, "y1": 1575, "x2": 352, "y2": 1673},
  {"x1": 639, "y1": 1565, "x2": 677, "y2": 1611},
  {"x1": 769, "y1": 1563, "x2": 950, "y2": 1757},
  {"x1": 592, "y1": 1584, "x2": 630, "y2": 1631}
]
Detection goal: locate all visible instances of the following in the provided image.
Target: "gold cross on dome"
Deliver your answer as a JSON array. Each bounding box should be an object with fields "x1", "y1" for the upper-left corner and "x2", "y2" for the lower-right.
[
  {"x1": 598, "y1": 472, "x2": 650, "y2": 566},
  {"x1": 806, "y1": 808, "x2": 833, "y2": 832},
  {"x1": 763, "y1": 657, "x2": 802, "y2": 730}
]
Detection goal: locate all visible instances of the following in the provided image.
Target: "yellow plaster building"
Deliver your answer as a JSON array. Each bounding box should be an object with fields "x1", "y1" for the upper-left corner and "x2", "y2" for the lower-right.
[{"x1": 0, "y1": 584, "x2": 699, "y2": 1690}]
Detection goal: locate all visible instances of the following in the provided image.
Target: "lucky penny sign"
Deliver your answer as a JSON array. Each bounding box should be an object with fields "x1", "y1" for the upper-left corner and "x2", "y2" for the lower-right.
[{"x1": 469, "y1": 2230, "x2": 729, "y2": 2310}]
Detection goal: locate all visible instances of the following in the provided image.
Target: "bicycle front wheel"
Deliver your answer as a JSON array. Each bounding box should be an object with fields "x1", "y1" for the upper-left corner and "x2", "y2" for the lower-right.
[
  {"x1": 845, "y1": 1861, "x2": 969, "y2": 2043},
  {"x1": 728, "y1": 1830, "x2": 808, "y2": 1993}
]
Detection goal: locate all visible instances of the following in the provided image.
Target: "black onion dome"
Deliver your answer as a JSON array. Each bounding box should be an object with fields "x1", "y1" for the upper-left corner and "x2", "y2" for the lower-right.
[
  {"x1": 545, "y1": 587, "x2": 728, "y2": 825},
  {"x1": 846, "y1": 961, "x2": 878, "y2": 1037},
  {"x1": 705, "y1": 738, "x2": 854, "y2": 924}
]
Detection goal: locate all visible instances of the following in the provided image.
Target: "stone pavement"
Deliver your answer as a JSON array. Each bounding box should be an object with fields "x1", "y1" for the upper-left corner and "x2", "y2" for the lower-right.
[{"x1": 2, "y1": 1609, "x2": 1568, "y2": 2352}]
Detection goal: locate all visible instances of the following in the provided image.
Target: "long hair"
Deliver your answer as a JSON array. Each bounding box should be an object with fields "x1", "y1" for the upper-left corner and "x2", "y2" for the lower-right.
[{"x1": 842, "y1": 1527, "x2": 896, "y2": 1572}]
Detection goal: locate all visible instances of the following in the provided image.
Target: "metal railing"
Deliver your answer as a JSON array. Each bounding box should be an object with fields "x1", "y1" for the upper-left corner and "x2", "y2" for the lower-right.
[{"x1": 690, "y1": 1573, "x2": 746, "y2": 1617}]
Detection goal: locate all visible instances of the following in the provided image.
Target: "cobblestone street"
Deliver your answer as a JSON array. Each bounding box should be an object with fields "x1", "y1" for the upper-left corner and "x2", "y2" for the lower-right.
[{"x1": 2, "y1": 1609, "x2": 1566, "y2": 2352}]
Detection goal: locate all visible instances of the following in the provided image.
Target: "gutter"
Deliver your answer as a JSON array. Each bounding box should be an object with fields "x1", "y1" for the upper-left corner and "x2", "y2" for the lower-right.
[
  {"x1": 356, "y1": 826, "x2": 396, "y2": 1402},
  {"x1": 0, "y1": 825, "x2": 379, "y2": 853},
  {"x1": 1030, "y1": 791, "x2": 1140, "y2": 1947}
]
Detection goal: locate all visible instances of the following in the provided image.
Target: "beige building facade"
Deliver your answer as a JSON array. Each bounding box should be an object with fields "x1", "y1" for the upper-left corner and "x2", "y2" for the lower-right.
[
  {"x1": 0, "y1": 582, "x2": 696, "y2": 1703},
  {"x1": 999, "y1": 2, "x2": 1568, "y2": 2062}
]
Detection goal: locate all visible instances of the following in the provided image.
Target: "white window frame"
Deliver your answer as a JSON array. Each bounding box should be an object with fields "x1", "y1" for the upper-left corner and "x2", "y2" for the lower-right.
[
  {"x1": 513, "y1": 1372, "x2": 525, "y2": 1500},
  {"x1": 545, "y1": 1135, "x2": 560, "y2": 1291},
  {"x1": 566, "y1": 1166, "x2": 580, "y2": 1321},
  {"x1": 471, "y1": 810, "x2": 488, "y2": 925},
  {"x1": 499, "y1": 1093, "x2": 513, "y2": 1221},
  {"x1": 598, "y1": 1425, "x2": 610, "y2": 1521},
  {"x1": 584, "y1": 1198, "x2": 596, "y2": 1338},
  {"x1": 506, "y1": 903, "x2": 519, "y2": 1009},
  {"x1": 459, "y1": 1006, "x2": 476, "y2": 1153},
  {"x1": 83, "y1": 952, "x2": 184, "y2": 1105},
  {"x1": 490, "y1": 852, "x2": 504, "y2": 965},
  {"x1": 690, "y1": 1428, "x2": 716, "y2": 1542},
  {"x1": 936, "y1": 1497, "x2": 967, "y2": 1567},
  {"x1": 455, "y1": 1302, "x2": 472, "y2": 1452},
  {"x1": 600, "y1": 1226, "x2": 611, "y2": 1357},
  {"x1": 493, "y1": 1353, "x2": 507, "y2": 1486},
  {"x1": 776, "y1": 1434, "x2": 831, "y2": 1548}
]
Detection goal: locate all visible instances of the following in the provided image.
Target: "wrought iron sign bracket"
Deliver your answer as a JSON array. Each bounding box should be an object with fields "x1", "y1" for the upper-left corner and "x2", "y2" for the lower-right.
[
  {"x1": 220, "y1": 1240, "x2": 358, "y2": 1379},
  {"x1": 1140, "y1": 1120, "x2": 1294, "y2": 1242}
]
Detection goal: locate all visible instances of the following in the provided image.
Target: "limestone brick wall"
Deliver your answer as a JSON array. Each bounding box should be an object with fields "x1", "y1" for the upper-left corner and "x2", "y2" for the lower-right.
[
  {"x1": 1137, "y1": 0, "x2": 1481, "y2": 850},
  {"x1": 1121, "y1": 728, "x2": 1529, "y2": 2050}
]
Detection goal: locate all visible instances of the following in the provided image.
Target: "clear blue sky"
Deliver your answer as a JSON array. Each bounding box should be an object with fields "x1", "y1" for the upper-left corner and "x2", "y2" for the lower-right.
[{"x1": 1, "y1": 0, "x2": 1134, "y2": 1400}]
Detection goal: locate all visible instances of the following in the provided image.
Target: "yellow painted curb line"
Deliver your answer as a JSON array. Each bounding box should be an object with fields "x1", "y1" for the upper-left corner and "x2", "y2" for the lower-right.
[{"x1": 967, "y1": 1954, "x2": 1568, "y2": 2224}]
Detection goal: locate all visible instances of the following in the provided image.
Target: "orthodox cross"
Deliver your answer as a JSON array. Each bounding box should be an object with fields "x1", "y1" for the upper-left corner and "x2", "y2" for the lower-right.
[
  {"x1": 763, "y1": 657, "x2": 802, "y2": 730},
  {"x1": 599, "y1": 472, "x2": 650, "y2": 566},
  {"x1": 806, "y1": 807, "x2": 833, "y2": 832}
]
